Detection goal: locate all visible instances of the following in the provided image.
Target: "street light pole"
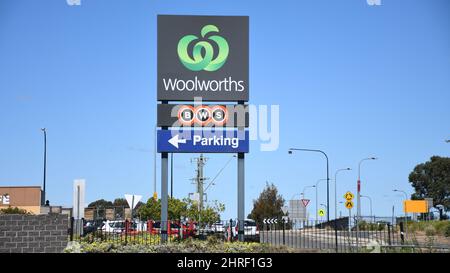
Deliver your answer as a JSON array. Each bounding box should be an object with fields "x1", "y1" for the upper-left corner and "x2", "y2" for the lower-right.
[
  {"x1": 291, "y1": 193, "x2": 302, "y2": 200},
  {"x1": 394, "y1": 189, "x2": 409, "y2": 240},
  {"x1": 361, "y1": 195, "x2": 373, "y2": 222},
  {"x1": 357, "y1": 157, "x2": 377, "y2": 222},
  {"x1": 339, "y1": 201, "x2": 344, "y2": 218},
  {"x1": 356, "y1": 157, "x2": 377, "y2": 249},
  {"x1": 334, "y1": 168, "x2": 351, "y2": 220},
  {"x1": 41, "y1": 128, "x2": 47, "y2": 206},
  {"x1": 299, "y1": 186, "x2": 314, "y2": 221},
  {"x1": 320, "y1": 204, "x2": 328, "y2": 221},
  {"x1": 289, "y1": 148, "x2": 330, "y2": 221},
  {"x1": 302, "y1": 185, "x2": 315, "y2": 199},
  {"x1": 315, "y1": 179, "x2": 327, "y2": 221}
]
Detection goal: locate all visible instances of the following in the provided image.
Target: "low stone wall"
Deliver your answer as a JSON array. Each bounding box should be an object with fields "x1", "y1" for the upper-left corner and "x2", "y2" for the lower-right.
[{"x1": 0, "y1": 214, "x2": 69, "y2": 253}]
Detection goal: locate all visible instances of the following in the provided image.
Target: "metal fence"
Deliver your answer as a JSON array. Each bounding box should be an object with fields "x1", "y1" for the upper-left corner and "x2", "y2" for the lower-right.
[
  {"x1": 259, "y1": 218, "x2": 406, "y2": 253},
  {"x1": 68, "y1": 217, "x2": 450, "y2": 253},
  {"x1": 69, "y1": 218, "x2": 260, "y2": 245}
]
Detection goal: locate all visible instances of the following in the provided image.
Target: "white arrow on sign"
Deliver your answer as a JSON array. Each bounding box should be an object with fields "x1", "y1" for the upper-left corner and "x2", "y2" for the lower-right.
[
  {"x1": 125, "y1": 194, "x2": 142, "y2": 210},
  {"x1": 264, "y1": 218, "x2": 279, "y2": 224},
  {"x1": 168, "y1": 134, "x2": 186, "y2": 149}
]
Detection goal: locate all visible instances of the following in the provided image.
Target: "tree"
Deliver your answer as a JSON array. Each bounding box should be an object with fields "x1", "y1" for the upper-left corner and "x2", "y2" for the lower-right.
[
  {"x1": 87, "y1": 199, "x2": 113, "y2": 219},
  {"x1": 137, "y1": 197, "x2": 225, "y2": 223},
  {"x1": 113, "y1": 198, "x2": 129, "y2": 208},
  {"x1": 409, "y1": 156, "x2": 450, "y2": 219},
  {"x1": 185, "y1": 199, "x2": 225, "y2": 224},
  {"x1": 248, "y1": 182, "x2": 285, "y2": 224},
  {"x1": 112, "y1": 198, "x2": 128, "y2": 218},
  {"x1": 138, "y1": 197, "x2": 188, "y2": 220},
  {"x1": 138, "y1": 198, "x2": 160, "y2": 220},
  {"x1": 88, "y1": 199, "x2": 113, "y2": 209}
]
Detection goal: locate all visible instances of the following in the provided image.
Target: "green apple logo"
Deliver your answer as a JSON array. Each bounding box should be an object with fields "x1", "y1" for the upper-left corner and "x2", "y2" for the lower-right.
[{"x1": 177, "y1": 25, "x2": 229, "y2": 72}]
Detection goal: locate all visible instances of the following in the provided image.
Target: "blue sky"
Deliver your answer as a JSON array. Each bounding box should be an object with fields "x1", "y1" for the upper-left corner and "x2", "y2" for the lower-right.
[{"x1": 0, "y1": 0, "x2": 449, "y2": 220}]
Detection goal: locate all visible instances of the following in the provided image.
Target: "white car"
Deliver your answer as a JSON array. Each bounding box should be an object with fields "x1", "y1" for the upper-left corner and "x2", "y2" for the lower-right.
[
  {"x1": 133, "y1": 221, "x2": 147, "y2": 232},
  {"x1": 224, "y1": 219, "x2": 259, "y2": 240},
  {"x1": 100, "y1": 220, "x2": 124, "y2": 234},
  {"x1": 210, "y1": 222, "x2": 224, "y2": 233}
]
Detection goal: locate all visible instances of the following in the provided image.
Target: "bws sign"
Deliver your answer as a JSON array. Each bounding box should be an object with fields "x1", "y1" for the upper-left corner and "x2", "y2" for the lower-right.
[
  {"x1": 157, "y1": 15, "x2": 249, "y2": 101},
  {"x1": 157, "y1": 104, "x2": 250, "y2": 127}
]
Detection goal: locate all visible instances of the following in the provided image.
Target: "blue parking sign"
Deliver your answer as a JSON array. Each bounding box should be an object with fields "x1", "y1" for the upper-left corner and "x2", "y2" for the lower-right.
[{"x1": 157, "y1": 129, "x2": 249, "y2": 153}]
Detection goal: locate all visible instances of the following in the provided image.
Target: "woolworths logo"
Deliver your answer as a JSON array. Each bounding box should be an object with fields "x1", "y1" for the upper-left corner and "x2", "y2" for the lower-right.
[{"x1": 177, "y1": 25, "x2": 229, "y2": 72}]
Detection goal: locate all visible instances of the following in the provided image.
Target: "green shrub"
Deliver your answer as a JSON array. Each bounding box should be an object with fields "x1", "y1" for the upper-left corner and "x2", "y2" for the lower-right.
[
  {"x1": 445, "y1": 224, "x2": 450, "y2": 237},
  {"x1": 424, "y1": 226, "x2": 436, "y2": 236},
  {"x1": 407, "y1": 220, "x2": 450, "y2": 236},
  {"x1": 0, "y1": 207, "x2": 31, "y2": 214},
  {"x1": 64, "y1": 239, "x2": 298, "y2": 253}
]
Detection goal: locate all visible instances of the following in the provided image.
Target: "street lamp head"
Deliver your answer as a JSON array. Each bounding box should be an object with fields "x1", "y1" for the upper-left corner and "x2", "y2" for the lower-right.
[
  {"x1": 288, "y1": 150, "x2": 293, "y2": 154},
  {"x1": 41, "y1": 128, "x2": 46, "y2": 132},
  {"x1": 370, "y1": 157, "x2": 377, "y2": 160}
]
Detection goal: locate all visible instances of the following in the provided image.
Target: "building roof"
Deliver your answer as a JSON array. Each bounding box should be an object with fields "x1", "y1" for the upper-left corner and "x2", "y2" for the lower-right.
[{"x1": 0, "y1": 186, "x2": 42, "y2": 189}]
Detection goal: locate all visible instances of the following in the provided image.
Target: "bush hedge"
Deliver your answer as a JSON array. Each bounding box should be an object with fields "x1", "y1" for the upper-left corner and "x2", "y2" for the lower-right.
[{"x1": 64, "y1": 238, "x2": 299, "y2": 253}]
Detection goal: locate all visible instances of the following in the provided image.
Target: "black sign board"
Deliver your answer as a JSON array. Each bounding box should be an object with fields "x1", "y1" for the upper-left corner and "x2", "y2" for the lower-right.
[
  {"x1": 157, "y1": 104, "x2": 249, "y2": 128},
  {"x1": 157, "y1": 15, "x2": 249, "y2": 101}
]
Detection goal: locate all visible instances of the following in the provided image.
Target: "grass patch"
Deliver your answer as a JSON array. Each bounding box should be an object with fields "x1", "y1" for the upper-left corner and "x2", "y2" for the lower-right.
[{"x1": 407, "y1": 221, "x2": 450, "y2": 237}]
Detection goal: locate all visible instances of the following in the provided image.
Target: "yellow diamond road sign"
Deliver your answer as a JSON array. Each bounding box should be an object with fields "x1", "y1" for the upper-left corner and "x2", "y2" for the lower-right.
[
  {"x1": 345, "y1": 200, "x2": 354, "y2": 209},
  {"x1": 344, "y1": 191, "x2": 354, "y2": 201}
]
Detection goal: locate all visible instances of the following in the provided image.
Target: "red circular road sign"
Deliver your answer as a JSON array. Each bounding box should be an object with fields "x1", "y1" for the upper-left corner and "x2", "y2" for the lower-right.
[
  {"x1": 177, "y1": 105, "x2": 195, "y2": 126},
  {"x1": 210, "y1": 105, "x2": 228, "y2": 126}
]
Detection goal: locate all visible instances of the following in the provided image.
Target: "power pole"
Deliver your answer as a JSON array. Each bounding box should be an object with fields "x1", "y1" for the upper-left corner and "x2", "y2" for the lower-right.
[{"x1": 191, "y1": 154, "x2": 209, "y2": 211}]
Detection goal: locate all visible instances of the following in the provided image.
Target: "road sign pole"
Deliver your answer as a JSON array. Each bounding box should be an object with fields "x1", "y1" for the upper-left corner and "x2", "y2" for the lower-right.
[
  {"x1": 131, "y1": 195, "x2": 134, "y2": 221},
  {"x1": 161, "y1": 152, "x2": 169, "y2": 243},
  {"x1": 238, "y1": 152, "x2": 245, "y2": 242},
  {"x1": 348, "y1": 208, "x2": 351, "y2": 233}
]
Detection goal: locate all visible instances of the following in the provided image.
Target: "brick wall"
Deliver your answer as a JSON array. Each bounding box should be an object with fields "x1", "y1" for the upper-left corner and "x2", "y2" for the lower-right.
[{"x1": 0, "y1": 214, "x2": 69, "y2": 253}]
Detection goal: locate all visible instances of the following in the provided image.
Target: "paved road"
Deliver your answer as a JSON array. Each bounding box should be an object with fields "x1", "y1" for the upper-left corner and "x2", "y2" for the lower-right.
[{"x1": 259, "y1": 230, "x2": 392, "y2": 251}]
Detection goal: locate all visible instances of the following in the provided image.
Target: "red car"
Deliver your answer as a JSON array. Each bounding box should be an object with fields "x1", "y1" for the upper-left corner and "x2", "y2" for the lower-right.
[{"x1": 147, "y1": 221, "x2": 196, "y2": 237}]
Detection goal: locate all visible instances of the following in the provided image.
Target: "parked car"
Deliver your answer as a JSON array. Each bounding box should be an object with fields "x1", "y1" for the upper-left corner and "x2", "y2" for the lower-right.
[
  {"x1": 148, "y1": 221, "x2": 196, "y2": 237},
  {"x1": 210, "y1": 221, "x2": 224, "y2": 233},
  {"x1": 133, "y1": 220, "x2": 148, "y2": 232},
  {"x1": 224, "y1": 219, "x2": 259, "y2": 241},
  {"x1": 83, "y1": 221, "x2": 99, "y2": 235},
  {"x1": 100, "y1": 220, "x2": 125, "y2": 234}
]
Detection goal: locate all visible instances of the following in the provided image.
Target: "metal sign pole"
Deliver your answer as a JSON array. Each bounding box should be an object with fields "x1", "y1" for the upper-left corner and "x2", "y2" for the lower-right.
[
  {"x1": 131, "y1": 195, "x2": 135, "y2": 221},
  {"x1": 161, "y1": 152, "x2": 168, "y2": 242},
  {"x1": 160, "y1": 109, "x2": 169, "y2": 243},
  {"x1": 348, "y1": 208, "x2": 351, "y2": 233},
  {"x1": 238, "y1": 152, "x2": 245, "y2": 242}
]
